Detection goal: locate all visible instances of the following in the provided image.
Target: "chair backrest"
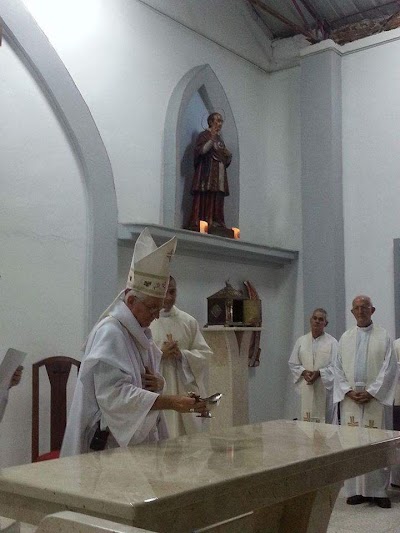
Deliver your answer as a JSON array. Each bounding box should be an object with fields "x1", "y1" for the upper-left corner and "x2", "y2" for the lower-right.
[{"x1": 32, "y1": 356, "x2": 80, "y2": 462}]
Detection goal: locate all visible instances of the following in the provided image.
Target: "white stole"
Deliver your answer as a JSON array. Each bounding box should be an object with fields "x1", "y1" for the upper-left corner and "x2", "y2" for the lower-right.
[
  {"x1": 298, "y1": 333, "x2": 331, "y2": 423},
  {"x1": 340, "y1": 325, "x2": 386, "y2": 429}
]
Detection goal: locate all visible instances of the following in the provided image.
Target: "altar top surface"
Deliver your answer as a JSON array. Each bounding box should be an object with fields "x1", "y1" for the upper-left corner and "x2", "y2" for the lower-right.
[{"x1": 0, "y1": 420, "x2": 399, "y2": 525}]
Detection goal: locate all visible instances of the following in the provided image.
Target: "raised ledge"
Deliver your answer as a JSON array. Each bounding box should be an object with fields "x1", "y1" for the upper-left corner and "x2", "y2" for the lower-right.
[{"x1": 118, "y1": 224, "x2": 298, "y2": 267}]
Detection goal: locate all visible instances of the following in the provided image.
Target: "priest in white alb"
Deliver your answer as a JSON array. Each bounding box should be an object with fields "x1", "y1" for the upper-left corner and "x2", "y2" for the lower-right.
[
  {"x1": 334, "y1": 295, "x2": 398, "y2": 509},
  {"x1": 150, "y1": 276, "x2": 212, "y2": 437},
  {"x1": 61, "y1": 228, "x2": 207, "y2": 457},
  {"x1": 288, "y1": 308, "x2": 338, "y2": 424}
]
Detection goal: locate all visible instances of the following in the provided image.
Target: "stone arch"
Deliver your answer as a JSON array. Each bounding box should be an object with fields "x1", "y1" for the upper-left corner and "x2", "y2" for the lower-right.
[
  {"x1": 1, "y1": 0, "x2": 118, "y2": 332},
  {"x1": 163, "y1": 64, "x2": 240, "y2": 230}
]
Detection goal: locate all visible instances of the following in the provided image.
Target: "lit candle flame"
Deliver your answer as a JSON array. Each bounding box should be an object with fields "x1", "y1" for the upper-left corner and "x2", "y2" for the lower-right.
[{"x1": 200, "y1": 220, "x2": 208, "y2": 233}]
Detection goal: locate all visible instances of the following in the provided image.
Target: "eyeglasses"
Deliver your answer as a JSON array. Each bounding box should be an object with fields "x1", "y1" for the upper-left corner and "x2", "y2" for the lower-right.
[{"x1": 137, "y1": 298, "x2": 163, "y2": 316}]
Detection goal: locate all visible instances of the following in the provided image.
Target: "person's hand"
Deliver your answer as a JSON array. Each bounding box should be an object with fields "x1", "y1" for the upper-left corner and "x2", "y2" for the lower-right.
[
  {"x1": 142, "y1": 367, "x2": 164, "y2": 392},
  {"x1": 346, "y1": 390, "x2": 359, "y2": 402},
  {"x1": 9, "y1": 366, "x2": 23, "y2": 389},
  {"x1": 346, "y1": 390, "x2": 373, "y2": 403},
  {"x1": 355, "y1": 391, "x2": 373, "y2": 403},
  {"x1": 302, "y1": 370, "x2": 313, "y2": 383},
  {"x1": 171, "y1": 395, "x2": 208, "y2": 415},
  {"x1": 161, "y1": 334, "x2": 181, "y2": 360},
  {"x1": 307, "y1": 370, "x2": 321, "y2": 385}
]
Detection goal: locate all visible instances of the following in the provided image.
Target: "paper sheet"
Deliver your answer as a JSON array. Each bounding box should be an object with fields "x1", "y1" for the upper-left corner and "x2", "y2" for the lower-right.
[{"x1": 0, "y1": 348, "x2": 27, "y2": 391}]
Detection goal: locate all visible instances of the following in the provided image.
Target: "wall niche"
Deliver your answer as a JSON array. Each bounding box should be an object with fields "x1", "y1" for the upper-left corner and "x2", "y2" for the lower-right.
[{"x1": 163, "y1": 64, "x2": 240, "y2": 232}]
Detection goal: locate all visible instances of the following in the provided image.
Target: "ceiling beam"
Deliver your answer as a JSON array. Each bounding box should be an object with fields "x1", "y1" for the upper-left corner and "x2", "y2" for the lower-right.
[
  {"x1": 291, "y1": 0, "x2": 310, "y2": 29},
  {"x1": 248, "y1": 0, "x2": 317, "y2": 41}
]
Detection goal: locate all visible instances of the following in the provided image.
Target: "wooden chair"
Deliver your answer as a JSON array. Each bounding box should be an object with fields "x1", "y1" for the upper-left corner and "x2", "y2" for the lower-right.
[{"x1": 32, "y1": 356, "x2": 80, "y2": 462}]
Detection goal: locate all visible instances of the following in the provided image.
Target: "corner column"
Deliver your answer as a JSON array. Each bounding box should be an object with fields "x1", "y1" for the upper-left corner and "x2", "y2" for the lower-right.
[{"x1": 300, "y1": 41, "x2": 346, "y2": 338}]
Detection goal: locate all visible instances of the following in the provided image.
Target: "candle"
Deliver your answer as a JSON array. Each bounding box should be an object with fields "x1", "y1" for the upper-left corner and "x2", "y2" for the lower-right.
[
  {"x1": 232, "y1": 227, "x2": 240, "y2": 239},
  {"x1": 199, "y1": 220, "x2": 208, "y2": 233}
]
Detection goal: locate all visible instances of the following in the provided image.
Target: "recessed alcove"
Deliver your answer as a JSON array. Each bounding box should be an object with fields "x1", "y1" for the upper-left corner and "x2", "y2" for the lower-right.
[
  {"x1": 118, "y1": 224, "x2": 298, "y2": 266},
  {"x1": 163, "y1": 64, "x2": 240, "y2": 231}
]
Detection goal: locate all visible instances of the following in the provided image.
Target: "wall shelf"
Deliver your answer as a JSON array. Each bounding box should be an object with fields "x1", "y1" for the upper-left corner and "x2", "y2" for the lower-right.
[{"x1": 118, "y1": 224, "x2": 298, "y2": 267}]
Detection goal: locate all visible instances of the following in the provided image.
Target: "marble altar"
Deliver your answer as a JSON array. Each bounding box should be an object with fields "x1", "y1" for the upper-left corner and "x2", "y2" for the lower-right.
[
  {"x1": 0, "y1": 420, "x2": 399, "y2": 533},
  {"x1": 33, "y1": 511, "x2": 152, "y2": 532}
]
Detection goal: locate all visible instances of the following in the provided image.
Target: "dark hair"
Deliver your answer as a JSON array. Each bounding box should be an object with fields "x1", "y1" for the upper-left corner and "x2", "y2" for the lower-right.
[{"x1": 207, "y1": 113, "x2": 222, "y2": 127}]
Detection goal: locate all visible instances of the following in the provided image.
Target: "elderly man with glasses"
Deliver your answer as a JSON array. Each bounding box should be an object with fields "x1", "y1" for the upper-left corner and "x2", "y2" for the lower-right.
[{"x1": 62, "y1": 229, "x2": 206, "y2": 457}]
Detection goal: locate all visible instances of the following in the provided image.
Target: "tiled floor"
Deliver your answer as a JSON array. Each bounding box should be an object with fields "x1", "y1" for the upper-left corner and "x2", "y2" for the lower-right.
[
  {"x1": 16, "y1": 488, "x2": 400, "y2": 532},
  {"x1": 328, "y1": 487, "x2": 400, "y2": 533}
]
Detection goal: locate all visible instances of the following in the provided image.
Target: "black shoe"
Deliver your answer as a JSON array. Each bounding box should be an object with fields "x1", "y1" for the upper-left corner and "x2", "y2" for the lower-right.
[
  {"x1": 391, "y1": 483, "x2": 400, "y2": 489},
  {"x1": 374, "y1": 497, "x2": 391, "y2": 508},
  {"x1": 346, "y1": 495, "x2": 371, "y2": 505}
]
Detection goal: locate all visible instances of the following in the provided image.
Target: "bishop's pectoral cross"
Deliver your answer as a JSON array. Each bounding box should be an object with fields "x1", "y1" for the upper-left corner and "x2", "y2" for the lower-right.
[
  {"x1": 303, "y1": 412, "x2": 311, "y2": 422},
  {"x1": 364, "y1": 420, "x2": 377, "y2": 429},
  {"x1": 348, "y1": 416, "x2": 359, "y2": 427}
]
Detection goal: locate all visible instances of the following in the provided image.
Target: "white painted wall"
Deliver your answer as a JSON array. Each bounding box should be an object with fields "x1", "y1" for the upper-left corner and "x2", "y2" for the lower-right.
[
  {"x1": 23, "y1": 0, "x2": 304, "y2": 423},
  {"x1": 342, "y1": 37, "x2": 400, "y2": 335},
  {"x1": 23, "y1": 0, "x2": 279, "y2": 244},
  {"x1": 265, "y1": 67, "x2": 304, "y2": 419},
  {"x1": 127, "y1": 0, "x2": 273, "y2": 70},
  {"x1": 0, "y1": 0, "x2": 303, "y2": 468},
  {"x1": 117, "y1": 65, "x2": 303, "y2": 425},
  {"x1": 0, "y1": 41, "x2": 86, "y2": 467},
  {"x1": 118, "y1": 248, "x2": 301, "y2": 424}
]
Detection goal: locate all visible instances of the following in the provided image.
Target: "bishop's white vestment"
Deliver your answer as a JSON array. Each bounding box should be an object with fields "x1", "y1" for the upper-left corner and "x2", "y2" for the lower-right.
[
  {"x1": 61, "y1": 300, "x2": 168, "y2": 457},
  {"x1": 289, "y1": 332, "x2": 338, "y2": 424},
  {"x1": 334, "y1": 323, "x2": 398, "y2": 498},
  {"x1": 150, "y1": 305, "x2": 212, "y2": 437}
]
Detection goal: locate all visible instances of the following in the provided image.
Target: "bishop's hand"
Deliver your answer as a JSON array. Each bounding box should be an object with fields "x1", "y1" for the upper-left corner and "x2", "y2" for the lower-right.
[
  {"x1": 142, "y1": 366, "x2": 163, "y2": 392},
  {"x1": 171, "y1": 396, "x2": 207, "y2": 415}
]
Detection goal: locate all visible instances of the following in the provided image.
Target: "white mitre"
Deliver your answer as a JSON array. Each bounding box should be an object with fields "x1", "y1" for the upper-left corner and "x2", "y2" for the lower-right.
[
  {"x1": 126, "y1": 227, "x2": 177, "y2": 298},
  {"x1": 88, "y1": 229, "x2": 177, "y2": 334}
]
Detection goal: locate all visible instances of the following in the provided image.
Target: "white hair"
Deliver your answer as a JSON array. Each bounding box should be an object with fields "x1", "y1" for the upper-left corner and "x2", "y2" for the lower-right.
[
  {"x1": 124, "y1": 289, "x2": 144, "y2": 303},
  {"x1": 124, "y1": 289, "x2": 163, "y2": 304}
]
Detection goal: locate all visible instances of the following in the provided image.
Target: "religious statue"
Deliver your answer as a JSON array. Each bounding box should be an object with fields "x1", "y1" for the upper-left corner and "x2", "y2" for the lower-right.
[{"x1": 186, "y1": 112, "x2": 233, "y2": 237}]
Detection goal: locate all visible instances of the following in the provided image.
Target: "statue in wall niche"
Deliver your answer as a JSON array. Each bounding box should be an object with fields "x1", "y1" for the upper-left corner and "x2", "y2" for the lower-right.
[{"x1": 186, "y1": 112, "x2": 233, "y2": 238}]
